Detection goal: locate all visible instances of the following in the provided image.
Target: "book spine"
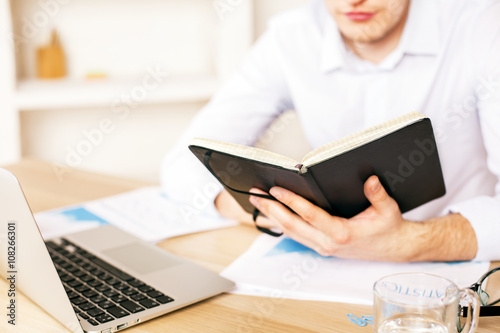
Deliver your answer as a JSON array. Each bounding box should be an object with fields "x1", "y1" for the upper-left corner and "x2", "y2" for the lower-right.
[{"x1": 300, "y1": 169, "x2": 334, "y2": 213}]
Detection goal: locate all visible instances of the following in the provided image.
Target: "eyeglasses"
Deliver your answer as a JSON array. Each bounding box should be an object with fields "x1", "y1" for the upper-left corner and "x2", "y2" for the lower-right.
[{"x1": 459, "y1": 266, "x2": 500, "y2": 332}]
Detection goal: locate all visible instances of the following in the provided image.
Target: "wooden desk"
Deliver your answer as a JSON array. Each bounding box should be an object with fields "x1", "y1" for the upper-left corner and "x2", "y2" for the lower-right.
[{"x1": 1, "y1": 160, "x2": 499, "y2": 333}]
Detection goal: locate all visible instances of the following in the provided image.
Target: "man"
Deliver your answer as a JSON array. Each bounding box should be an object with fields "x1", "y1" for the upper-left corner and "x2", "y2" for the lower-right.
[{"x1": 161, "y1": 0, "x2": 500, "y2": 262}]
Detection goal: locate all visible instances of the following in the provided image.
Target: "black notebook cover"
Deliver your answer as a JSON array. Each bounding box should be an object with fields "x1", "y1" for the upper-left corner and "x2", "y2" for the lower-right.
[{"x1": 189, "y1": 118, "x2": 446, "y2": 218}]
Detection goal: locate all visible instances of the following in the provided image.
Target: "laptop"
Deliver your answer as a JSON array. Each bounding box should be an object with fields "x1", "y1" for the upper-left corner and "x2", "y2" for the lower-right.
[{"x1": 0, "y1": 168, "x2": 235, "y2": 333}]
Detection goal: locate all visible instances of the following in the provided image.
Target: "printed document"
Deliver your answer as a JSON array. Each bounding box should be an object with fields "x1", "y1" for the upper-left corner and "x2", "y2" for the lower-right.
[
  {"x1": 34, "y1": 186, "x2": 237, "y2": 243},
  {"x1": 221, "y1": 235, "x2": 490, "y2": 305}
]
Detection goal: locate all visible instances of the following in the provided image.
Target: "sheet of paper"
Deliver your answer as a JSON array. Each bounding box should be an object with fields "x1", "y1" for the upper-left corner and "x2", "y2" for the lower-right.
[
  {"x1": 34, "y1": 186, "x2": 237, "y2": 243},
  {"x1": 221, "y1": 235, "x2": 490, "y2": 305}
]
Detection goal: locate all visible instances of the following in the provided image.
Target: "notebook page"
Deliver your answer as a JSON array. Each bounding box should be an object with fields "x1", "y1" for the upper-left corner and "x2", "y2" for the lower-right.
[
  {"x1": 302, "y1": 112, "x2": 425, "y2": 168},
  {"x1": 191, "y1": 138, "x2": 299, "y2": 170}
]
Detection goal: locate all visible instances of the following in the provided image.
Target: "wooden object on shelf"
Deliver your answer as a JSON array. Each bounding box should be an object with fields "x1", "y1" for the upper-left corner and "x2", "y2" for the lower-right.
[
  {"x1": 0, "y1": 0, "x2": 254, "y2": 168},
  {"x1": 36, "y1": 30, "x2": 66, "y2": 79},
  {"x1": 85, "y1": 71, "x2": 107, "y2": 79}
]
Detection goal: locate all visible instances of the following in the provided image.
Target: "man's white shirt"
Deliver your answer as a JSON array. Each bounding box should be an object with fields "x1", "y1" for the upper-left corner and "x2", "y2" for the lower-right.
[{"x1": 161, "y1": 0, "x2": 500, "y2": 260}]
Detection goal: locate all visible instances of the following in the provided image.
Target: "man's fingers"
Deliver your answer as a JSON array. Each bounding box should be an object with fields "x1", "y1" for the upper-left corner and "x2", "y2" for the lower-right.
[
  {"x1": 269, "y1": 187, "x2": 346, "y2": 232},
  {"x1": 249, "y1": 188, "x2": 298, "y2": 228},
  {"x1": 254, "y1": 214, "x2": 278, "y2": 229},
  {"x1": 250, "y1": 190, "x2": 338, "y2": 255},
  {"x1": 269, "y1": 187, "x2": 327, "y2": 222},
  {"x1": 364, "y1": 176, "x2": 399, "y2": 213},
  {"x1": 263, "y1": 186, "x2": 350, "y2": 247},
  {"x1": 248, "y1": 188, "x2": 279, "y2": 229},
  {"x1": 250, "y1": 187, "x2": 317, "y2": 236}
]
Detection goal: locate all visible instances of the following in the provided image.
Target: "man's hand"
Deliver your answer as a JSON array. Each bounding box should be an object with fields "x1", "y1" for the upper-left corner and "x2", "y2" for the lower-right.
[
  {"x1": 248, "y1": 175, "x2": 478, "y2": 262},
  {"x1": 214, "y1": 189, "x2": 278, "y2": 229}
]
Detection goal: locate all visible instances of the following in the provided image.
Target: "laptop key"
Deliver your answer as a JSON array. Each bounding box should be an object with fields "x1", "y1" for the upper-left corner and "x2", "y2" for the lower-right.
[
  {"x1": 98, "y1": 300, "x2": 116, "y2": 309},
  {"x1": 90, "y1": 295, "x2": 107, "y2": 304},
  {"x1": 67, "y1": 266, "x2": 80, "y2": 274},
  {"x1": 73, "y1": 270, "x2": 87, "y2": 278},
  {"x1": 138, "y1": 285, "x2": 154, "y2": 293},
  {"x1": 107, "y1": 306, "x2": 129, "y2": 318},
  {"x1": 78, "y1": 302, "x2": 96, "y2": 312},
  {"x1": 88, "y1": 280, "x2": 103, "y2": 288},
  {"x1": 103, "y1": 290, "x2": 119, "y2": 298},
  {"x1": 82, "y1": 290, "x2": 98, "y2": 298},
  {"x1": 53, "y1": 257, "x2": 65, "y2": 265},
  {"x1": 105, "y1": 277, "x2": 121, "y2": 286},
  {"x1": 115, "y1": 283, "x2": 129, "y2": 290},
  {"x1": 120, "y1": 300, "x2": 145, "y2": 314},
  {"x1": 79, "y1": 312, "x2": 90, "y2": 320},
  {"x1": 76, "y1": 248, "x2": 96, "y2": 259},
  {"x1": 156, "y1": 296, "x2": 174, "y2": 304},
  {"x1": 88, "y1": 267, "x2": 101, "y2": 275},
  {"x1": 80, "y1": 275, "x2": 94, "y2": 283},
  {"x1": 130, "y1": 293, "x2": 147, "y2": 302},
  {"x1": 46, "y1": 241, "x2": 63, "y2": 250},
  {"x1": 67, "y1": 280, "x2": 83, "y2": 288},
  {"x1": 81, "y1": 263, "x2": 93, "y2": 270},
  {"x1": 75, "y1": 285, "x2": 91, "y2": 293},
  {"x1": 95, "y1": 269, "x2": 107, "y2": 277},
  {"x1": 128, "y1": 279, "x2": 145, "y2": 288},
  {"x1": 70, "y1": 297, "x2": 87, "y2": 305},
  {"x1": 111, "y1": 294, "x2": 128, "y2": 303},
  {"x1": 60, "y1": 238, "x2": 72, "y2": 245},
  {"x1": 95, "y1": 313, "x2": 114, "y2": 324},
  {"x1": 87, "y1": 319, "x2": 99, "y2": 326},
  {"x1": 74, "y1": 257, "x2": 85, "y2": 265},
  {"x1": 60, "y1": 275, "x2": 75, "y2": 283},
  {"x1": 122, "y1": 288, "x2": 139, "y2": 296},
  {"x1": 139, "y1": 298, "x2": 160, "y2": 309},
  {"x1": 87, "y1": 308, "x2": 104, "y2": 317},
  {"x1": 60, "y1": 262, "x2": 73, "y2": 270},
  {"x1": 95, "y1": 284, "x2": 110, "y2": 293},
  {"x1": 67, "y1": 291, "x2": 80, "y2": 299},
  {"x1": 147, "y1": 290, "x2": 164, "y2": 298}
]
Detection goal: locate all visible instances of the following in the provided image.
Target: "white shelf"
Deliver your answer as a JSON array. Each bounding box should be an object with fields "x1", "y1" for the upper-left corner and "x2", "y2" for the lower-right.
[
  {"x1": 15, "y1": 75, "x2": 220, "y2": 110},
  {"x1": 0, "y1": 0, "x2": 254, "y2": 167}
]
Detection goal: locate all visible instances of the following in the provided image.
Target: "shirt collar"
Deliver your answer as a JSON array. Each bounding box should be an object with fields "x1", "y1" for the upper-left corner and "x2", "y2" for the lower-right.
[
  {"x1": 320, "y1": 14, "x2": 348, "y2": 73},
  {"x1": 320, "y1": 0, "x2": 440, "y2": 73},
  {"x1": 399, "y1": 0, "x2": 440, "y2": 56}
]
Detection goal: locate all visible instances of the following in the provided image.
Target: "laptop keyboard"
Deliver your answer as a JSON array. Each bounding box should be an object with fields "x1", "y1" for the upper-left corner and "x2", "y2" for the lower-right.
[{"x1": 46, "y1": 239, "x2": 174, "y2": 327}]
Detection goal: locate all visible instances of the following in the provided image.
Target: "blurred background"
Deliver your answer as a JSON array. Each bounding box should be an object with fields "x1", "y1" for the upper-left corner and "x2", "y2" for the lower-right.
[{"x1": 0, "y1": 0, "x2": 310, "y2": 182}]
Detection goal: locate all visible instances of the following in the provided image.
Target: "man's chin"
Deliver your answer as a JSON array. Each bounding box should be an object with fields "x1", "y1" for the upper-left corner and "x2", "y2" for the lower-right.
[
  {"x1": 341, "y1": 30, "x2": 386, "y2": 45},
  {"x1": 341, "y1": 25, "x2": 394, "y2": 44}
]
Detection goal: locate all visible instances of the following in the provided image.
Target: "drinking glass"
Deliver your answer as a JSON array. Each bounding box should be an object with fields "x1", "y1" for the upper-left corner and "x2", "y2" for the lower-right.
[{"x1": 373, "y1": 272, "x2": 480, "y2": 333}]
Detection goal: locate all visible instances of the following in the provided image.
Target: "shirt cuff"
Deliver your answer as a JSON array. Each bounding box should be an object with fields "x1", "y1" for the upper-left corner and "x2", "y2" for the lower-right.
[{"x1": 448, "y1": 196, "x2": 500, "y2": 261}]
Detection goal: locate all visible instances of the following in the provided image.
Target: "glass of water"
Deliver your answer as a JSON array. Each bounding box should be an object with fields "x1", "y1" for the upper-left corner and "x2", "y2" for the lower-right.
[{"x1": 373, "y1": 272, "x2": 480, "y2": 333}]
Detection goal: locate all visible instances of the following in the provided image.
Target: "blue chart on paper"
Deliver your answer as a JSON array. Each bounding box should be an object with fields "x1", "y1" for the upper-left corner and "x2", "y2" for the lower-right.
[
  {"x1": 59, "y1": 207, "x2": 109, "y2": 225},
  {"x1": 265, "y1": 238, "x2": 324, "y2": 258}
]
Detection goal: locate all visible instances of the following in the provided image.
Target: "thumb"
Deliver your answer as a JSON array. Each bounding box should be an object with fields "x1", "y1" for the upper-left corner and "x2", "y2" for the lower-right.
[{"x1": 364, "y1": 175, "x2": 399, "y2": 213}]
